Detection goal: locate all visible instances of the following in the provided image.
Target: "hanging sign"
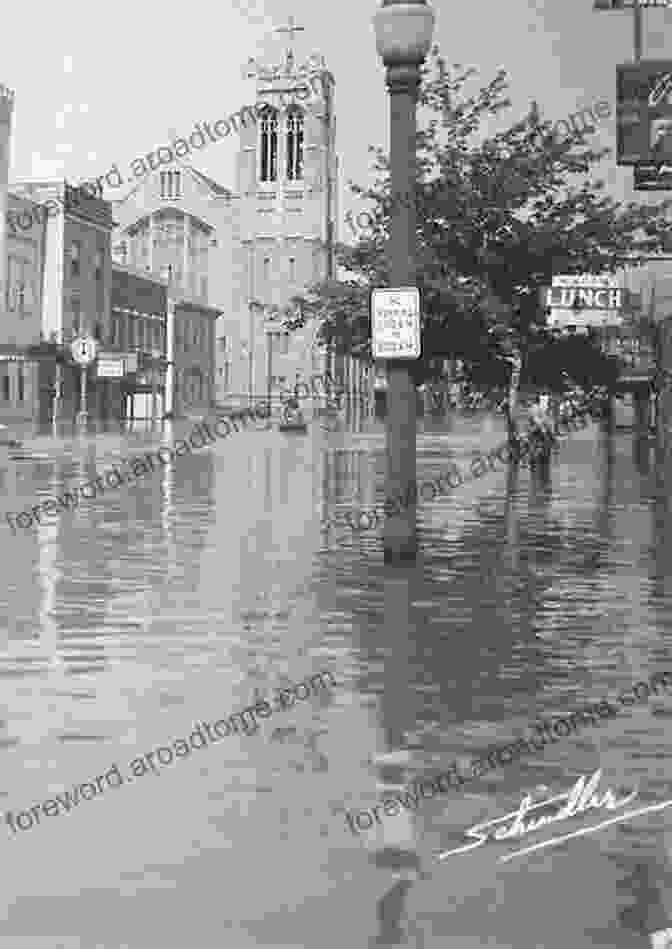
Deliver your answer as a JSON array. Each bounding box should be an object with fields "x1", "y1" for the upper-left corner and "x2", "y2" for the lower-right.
[{"x1": 617, "y1": 60, "x2": 672, "y2": 165}]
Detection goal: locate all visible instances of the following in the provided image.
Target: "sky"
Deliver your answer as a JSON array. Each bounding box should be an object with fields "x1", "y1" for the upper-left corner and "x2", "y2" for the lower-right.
[{"x1": 3, "y1": 0, "x2": 671, "y2": 238}]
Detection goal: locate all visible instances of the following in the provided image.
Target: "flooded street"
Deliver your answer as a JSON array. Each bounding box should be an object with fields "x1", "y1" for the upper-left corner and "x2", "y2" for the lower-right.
[{"x1": 1, "y1": 409, "x2": 672, "y2": 948}]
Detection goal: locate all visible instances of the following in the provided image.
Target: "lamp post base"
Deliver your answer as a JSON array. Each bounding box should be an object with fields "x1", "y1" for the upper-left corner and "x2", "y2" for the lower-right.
[{"x1": 383, "y1": 510, "x2": 418, "y2": 563}]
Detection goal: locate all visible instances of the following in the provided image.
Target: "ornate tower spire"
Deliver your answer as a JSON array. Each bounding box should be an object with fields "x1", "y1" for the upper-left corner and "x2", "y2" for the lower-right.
[{"x1": 275, "y1": 16, "x2": 304, "y2": 73}]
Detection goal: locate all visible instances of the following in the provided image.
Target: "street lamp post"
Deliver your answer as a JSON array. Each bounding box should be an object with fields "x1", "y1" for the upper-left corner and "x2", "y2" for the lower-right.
[
  {"x1": 373, "y1": 0, "x2": 435, "y2": 563},
  {"x1": 77, "y1": 365, "x2": 88, "y2": 426}
]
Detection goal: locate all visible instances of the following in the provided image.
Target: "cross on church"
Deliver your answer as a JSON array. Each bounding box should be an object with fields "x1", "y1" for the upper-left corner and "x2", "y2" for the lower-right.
[{"x1": 275, "y1": 16, "x2": 304, "y2": 61}]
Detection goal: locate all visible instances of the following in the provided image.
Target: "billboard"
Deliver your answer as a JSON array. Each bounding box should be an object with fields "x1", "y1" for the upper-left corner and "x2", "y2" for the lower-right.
[{"x1": 617, "y1": 61, "x2": 672, "y2": 165}]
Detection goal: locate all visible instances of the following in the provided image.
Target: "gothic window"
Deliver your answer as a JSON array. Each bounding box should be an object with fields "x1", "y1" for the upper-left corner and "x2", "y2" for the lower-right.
[
  {"x1": 70, "y1": 241, "x2": 81, "y2": 278},
  {"x1": 160, "y1": 171, "x2": 181, "y2": 199},
  {"x1": 260, "y1": 107, "x2": 279, "y2": 182},
  {"x1": 286, "y1": 107, "x2": 304, "y2": 181}
]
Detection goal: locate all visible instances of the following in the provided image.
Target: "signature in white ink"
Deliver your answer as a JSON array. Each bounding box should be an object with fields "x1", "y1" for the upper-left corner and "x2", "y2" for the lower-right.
[
  {"x1": 649, "y1": 73, "x2": 672, "y2": 108},
  {"x1": 651, "y1": 928, "x2": 672, "y2": 949},
  {"x1": 438, "y1": 769, "x2": 672, "y2": 864}
]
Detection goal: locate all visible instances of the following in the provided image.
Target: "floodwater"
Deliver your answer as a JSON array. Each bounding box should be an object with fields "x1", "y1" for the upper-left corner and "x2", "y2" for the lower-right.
[{"x1": 0, "y1": 405, "x2": 671, "y2": 948}]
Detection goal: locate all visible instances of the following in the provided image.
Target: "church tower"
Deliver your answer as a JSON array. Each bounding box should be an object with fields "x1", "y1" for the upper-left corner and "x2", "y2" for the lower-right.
[{"x1": 231, "y1": 21, "x2": 338, "y2": 405}]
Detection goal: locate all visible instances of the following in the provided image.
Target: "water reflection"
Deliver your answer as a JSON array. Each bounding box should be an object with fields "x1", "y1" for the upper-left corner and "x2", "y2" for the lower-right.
[{"x1": 1, "y1": 411, "x2": 672, "y2": 946}]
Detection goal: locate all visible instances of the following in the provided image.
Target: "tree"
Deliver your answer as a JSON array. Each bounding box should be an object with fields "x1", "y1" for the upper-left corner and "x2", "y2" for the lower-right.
[{"x1": 282, "y1": 48, "x2": 672, "y2": 392}]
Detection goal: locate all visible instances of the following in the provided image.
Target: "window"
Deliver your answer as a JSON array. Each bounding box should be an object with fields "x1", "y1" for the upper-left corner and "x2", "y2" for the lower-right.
[
  {"x1": 289, "y1": 257, "x2": 296, "y2": 282},
  {"x1": 95, "y1": 248, "x2": 104, "y2": 281},
  {"x1": 160, "y1": 171, "x2": 181, "y2": 200},
  {"x1": 286, "y1": 108, "x2": 304, "y2": 181},
  {"x1": 1, "y1": 373, "x2": 9, "y2": 401},
  {"x1": 17, "y1": 368, "x2": 23, "y2": 403},
  {"x1": 6, "y1": 257, "x2": 31, "y2": 314},
  {"x1": 218, "y1": 336, "x2": 227, "y2": 353},
  {"x1": 260, "y1": 107, "x2": 279, "y2": 182},
  {"x1": 70, "y1": 241, "x2": 81, "y2": 278},
  {"x1": 264, "y1": 257, "x2": 271, "y2": 283}
]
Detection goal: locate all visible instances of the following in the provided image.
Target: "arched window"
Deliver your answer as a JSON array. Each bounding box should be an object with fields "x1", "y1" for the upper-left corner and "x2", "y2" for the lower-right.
[
  {"x1": 286, "y1": 107, "x2": 304, "y2": 181},
  {"x1": 259, "y1": 107, "x2": 279, "y2": 182},
  {"x1": 160, "y1": 171, "x2": 181, "y2": 199}
]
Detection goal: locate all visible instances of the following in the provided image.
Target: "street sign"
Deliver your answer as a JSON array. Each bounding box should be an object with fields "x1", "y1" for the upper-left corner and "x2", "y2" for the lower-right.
[
  {"x1": 617, "y1": 61, "x2": 672, "y2": 165},
  {"x1": 71, "y1": 336, "x2": 98, "y2": 366},
  {"x1": 96, "y1": 355, "x2": 125, "y2": 377},
  {"x1": 371, "y1": 288, "x2": 421, "y2": 360},
  {"x1": 633, "y1": 161, "x2": 672, "y2": 188}
]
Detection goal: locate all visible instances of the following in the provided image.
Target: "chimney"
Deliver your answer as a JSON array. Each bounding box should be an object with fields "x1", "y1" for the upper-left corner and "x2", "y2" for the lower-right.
[{"x1": 0, "y1": 84, "x2": 14, "y2": 317}]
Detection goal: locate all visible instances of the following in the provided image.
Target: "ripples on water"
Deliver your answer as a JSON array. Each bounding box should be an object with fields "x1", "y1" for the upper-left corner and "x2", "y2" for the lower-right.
[{"x1": 0, "y1": 410, "x2": 671, "y2": 946}]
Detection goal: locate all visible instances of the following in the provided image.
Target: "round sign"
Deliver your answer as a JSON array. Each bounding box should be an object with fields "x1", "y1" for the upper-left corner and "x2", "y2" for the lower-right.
[{"x1": 71, "y1": 336, "x2": 98, "y2": 366}]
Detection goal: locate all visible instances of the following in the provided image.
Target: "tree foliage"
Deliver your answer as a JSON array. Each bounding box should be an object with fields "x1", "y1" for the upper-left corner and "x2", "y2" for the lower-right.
[{"x1": 282, "y1": 49, "x2": 672, "y2": 389}]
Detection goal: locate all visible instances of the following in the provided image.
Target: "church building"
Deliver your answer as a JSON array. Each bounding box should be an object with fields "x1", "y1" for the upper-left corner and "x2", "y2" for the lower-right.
[{"x1": 112, "y1": 25, "x2": 372, "y2": 414}]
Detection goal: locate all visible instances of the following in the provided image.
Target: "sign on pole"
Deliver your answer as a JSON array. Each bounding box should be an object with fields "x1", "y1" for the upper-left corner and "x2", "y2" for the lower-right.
[
  {"x1": 617, "y1": 60, "x2": 672, "y2": 165},
  {"x1": 71, "y1": 336, "x2": 98, "y2": 366},
  {"x1": 96, "y1": 354, "x2": 125, "y2": 377},
  {"x1": 372, "y1": 288, "x2": 421, "y2": 360}
]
